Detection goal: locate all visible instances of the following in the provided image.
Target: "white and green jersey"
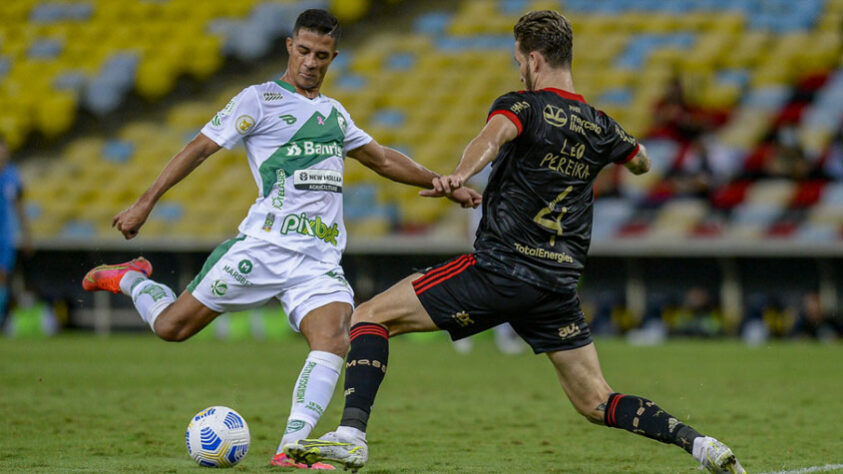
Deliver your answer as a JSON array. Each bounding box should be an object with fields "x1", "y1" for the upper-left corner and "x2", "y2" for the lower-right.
[{"x1": 201, "y1": 79, "x2": 372, "y2": 265}]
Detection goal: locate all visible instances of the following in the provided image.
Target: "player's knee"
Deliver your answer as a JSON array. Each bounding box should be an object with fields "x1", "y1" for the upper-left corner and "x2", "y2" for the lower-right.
[
  {"x1": 311, "y1": 340, "x2": 348, "y2": 359},
  {"x1": 311, "y1": 330, "x2": 349, "y2": 357},
  {"x1": 303, "y1": 321, "x2": 350, "y2": 357},
  {"x1": 351, "y1": 299, "x2": 389, "y2": 327}
]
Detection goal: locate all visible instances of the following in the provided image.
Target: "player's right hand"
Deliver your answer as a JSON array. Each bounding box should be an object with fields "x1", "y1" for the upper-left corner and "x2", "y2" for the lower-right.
[{"x1": 112, "y1": 203, "x2": 151, "y2": 240}]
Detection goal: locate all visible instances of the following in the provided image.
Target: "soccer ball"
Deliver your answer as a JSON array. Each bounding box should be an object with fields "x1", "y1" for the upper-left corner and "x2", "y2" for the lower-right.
[{"x1": 185, "y1": 406, "x2": 250, "y2": 467}]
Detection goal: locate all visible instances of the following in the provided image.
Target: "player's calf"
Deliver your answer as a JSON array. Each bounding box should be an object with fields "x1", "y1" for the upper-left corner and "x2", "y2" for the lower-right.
[{"x1": 151, "y1": 293, "x2": 220, "y2": 342}]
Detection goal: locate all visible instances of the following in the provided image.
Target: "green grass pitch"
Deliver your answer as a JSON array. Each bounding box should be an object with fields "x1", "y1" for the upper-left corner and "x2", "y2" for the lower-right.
[{"x1": 2, "y1": 334, "x2": 842, "y2": 473}]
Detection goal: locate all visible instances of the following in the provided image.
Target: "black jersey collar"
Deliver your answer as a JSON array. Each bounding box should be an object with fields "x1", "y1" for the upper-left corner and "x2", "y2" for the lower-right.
[{"x1": 541, "y1": 88, "x2": 586, "y2": 103}]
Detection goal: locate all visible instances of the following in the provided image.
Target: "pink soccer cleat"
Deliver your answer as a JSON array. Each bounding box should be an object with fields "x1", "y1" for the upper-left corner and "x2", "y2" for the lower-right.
[
  {"x1": 82, "y1": 257, "x2": 153, "y2": 294},
  {"x1": 271, "y1": 452, "x2": 336, "y2": 470}
]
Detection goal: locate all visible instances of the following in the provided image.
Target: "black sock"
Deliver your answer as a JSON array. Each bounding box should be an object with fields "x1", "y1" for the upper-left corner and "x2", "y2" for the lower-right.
[
  {"x1": 339, "y1": 322, "x2": 389, "y2": 432},
  {"x1": 604, "y1": 393, "x2": 702, "y2": 453}
]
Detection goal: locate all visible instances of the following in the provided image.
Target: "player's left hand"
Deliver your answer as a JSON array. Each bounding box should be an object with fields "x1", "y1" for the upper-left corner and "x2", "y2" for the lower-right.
[{"x1": 420, "y1": 185, "x2": 482, "y2": 208}]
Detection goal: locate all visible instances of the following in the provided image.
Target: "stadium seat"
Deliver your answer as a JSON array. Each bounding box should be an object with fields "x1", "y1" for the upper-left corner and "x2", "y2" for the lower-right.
[{"x1": 12, "y1": 0, "x2": 843, "y2": 243}]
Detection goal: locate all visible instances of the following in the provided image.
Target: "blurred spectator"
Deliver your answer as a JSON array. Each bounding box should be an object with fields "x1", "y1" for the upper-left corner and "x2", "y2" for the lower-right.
[
  {"x1": 790, "y1": 292, "x2": 842, "y2": 342},
  {"x1": 764, "y1": 123, "x2": 812, "y2": 180},
  {"x1": 818, "y1": 125, "x2": 843, "y2": 180},
  {"x1": 651, "y1": 77, "x2": 701, "y2": 142},
  {"x1": 668, "y1": 287, "x2": 723, "y2": 337},
  {"x1": 663, "y1": 137, "x2": 714, "y2": 199},
  {"x1": 592, "y1": 165, "x2": 623, "y2": 199},
  {"x1": 0, "y1": 138, "x2": 31, "y2": 329},
  {"x1": 761, "y1": 296, "x2": 796, "y2": 338}
]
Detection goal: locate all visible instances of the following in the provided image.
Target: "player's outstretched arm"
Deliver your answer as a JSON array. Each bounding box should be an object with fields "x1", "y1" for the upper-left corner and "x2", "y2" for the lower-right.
[
  {"x1": 624, "y1": 143, "x2": 650, "y2": 175},
  {"x1": 113, "y1": 133, "x2": 221, "y2": 239},
  {"x1": 348, "y1": 139, "x2": 439, "y2": 187},
  {"x1": 421, "y1": 114, "x2": 518, "y2": 196},
  {"x1": 347, "y1": 140, "x2": 481, "y2": 208}
]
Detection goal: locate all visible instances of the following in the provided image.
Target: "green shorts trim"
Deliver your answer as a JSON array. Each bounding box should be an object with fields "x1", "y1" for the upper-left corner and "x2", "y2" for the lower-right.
[{"x1": 186, "y1": 235, "x2": 247, "y2": 293}]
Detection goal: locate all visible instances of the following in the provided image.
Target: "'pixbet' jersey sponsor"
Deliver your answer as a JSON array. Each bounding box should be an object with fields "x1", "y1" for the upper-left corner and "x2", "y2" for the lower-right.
[
  {"x1": 474, "y1": 88, "x2": 639, "y2": 292},
  {"x1": 201, "y1": 80, "x2": 372, "y2": 265}
]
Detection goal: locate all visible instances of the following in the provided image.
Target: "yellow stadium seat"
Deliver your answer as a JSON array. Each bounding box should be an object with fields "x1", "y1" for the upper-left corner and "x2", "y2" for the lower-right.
[
  {"x1": 697, "y1": 83, "x2": 741, "y2": 110},
  {"x1": 188, "y1": 36, "x2": 224, "y2": 80},
  {"x1": 167, "y1": 102, "x2": 218, "y2": 129},
  {"x1": 717, "y1": 110, "x2": 774, "y2": 151},
  {"x1": 746, "y1": 180, "x2": 794, "y2": 206},
  {"x1": 36, "y1": 91, "x2": 77, "y2": 138},
  {"x1": 651, "y1": 199, "x2": 708, "y2": 237},
  {"x1": 798, "y1": 127, "x2": 834, "y2": 157},
  {"x1": 346, "y1": 216, "x2": 391, "y2": 238},
  {"x1": 750, "y1": 61, "x2": 793, "y2": 87}
]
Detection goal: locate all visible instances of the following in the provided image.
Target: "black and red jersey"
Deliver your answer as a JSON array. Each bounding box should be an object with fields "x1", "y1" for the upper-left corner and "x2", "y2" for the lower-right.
[{"x1": 473, "y1": 88, "x2": 639, "y2": 292}]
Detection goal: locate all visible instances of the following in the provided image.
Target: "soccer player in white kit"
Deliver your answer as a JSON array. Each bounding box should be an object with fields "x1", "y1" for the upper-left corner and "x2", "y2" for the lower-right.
[{"x1": 82, "y1": 9, "x2": 481, "y2": 470}]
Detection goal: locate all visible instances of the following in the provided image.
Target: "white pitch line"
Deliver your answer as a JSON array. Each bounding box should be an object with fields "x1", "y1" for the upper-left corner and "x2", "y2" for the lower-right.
[{"x1": 760, "y1": 464, "x2": 843, "y2": 474}]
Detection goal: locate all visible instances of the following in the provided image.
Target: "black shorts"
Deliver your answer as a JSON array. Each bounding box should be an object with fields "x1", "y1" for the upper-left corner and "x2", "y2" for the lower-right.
[{"x1": 412, "y1": 254, "x2": 592, "y2": 354}]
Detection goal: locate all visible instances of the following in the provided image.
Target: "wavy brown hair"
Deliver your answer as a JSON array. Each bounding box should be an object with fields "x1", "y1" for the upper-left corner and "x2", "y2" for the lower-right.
[{"x1": 514, "y1": 10, "x2": 573, "y2": 68}]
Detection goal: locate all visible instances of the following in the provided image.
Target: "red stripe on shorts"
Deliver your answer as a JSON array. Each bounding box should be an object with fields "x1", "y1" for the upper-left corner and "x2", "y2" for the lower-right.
[
  {"x1": 412, "y1": 255, "x2": 470, "y2": 290},
  {"x1": 413, "y1": 255, "x2": 476, "y2": 295}
]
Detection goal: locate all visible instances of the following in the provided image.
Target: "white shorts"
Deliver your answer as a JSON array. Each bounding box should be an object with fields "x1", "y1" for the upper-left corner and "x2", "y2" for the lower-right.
[{"x1": 187, "y1": 235, "x2": 354, "y2": 331}]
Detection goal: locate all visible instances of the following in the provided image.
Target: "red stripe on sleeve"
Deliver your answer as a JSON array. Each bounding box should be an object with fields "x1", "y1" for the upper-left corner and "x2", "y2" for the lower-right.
[
  {"x1": 488, "y1": 110, "x2": 523, "y2": 136},
  {"x1": 618, "y1": 143, "x2": 640, "y2": 164}
]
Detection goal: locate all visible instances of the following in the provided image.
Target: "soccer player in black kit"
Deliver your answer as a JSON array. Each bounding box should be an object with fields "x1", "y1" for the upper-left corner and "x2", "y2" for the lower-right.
[{"x1": 286, "y1": 10, "x2": 745, "y2": 474}]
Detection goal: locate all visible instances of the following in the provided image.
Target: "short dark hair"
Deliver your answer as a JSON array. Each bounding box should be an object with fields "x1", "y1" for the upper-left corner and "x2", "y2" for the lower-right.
[
  {"x1": 294, "y1": 9, "x2": 341, "y2": 42},
  {"x1": 514, "y1": 10, "x2": 573, "y2": 68}
]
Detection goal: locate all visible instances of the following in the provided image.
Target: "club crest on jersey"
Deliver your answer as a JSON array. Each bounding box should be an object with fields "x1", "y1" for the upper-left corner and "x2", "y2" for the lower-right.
[
  {"x1": 543, "y1": 105, "x2": 568, "y2": 127},
  {"x1": 236, "y1": 115, "x2": 255, "y2": 134},
  {"x1": 452, "y1": 311, "x2": 474, "y2": 327}
]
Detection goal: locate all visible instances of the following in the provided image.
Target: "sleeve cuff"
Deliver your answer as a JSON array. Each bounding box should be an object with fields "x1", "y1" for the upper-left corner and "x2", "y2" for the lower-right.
[
  {"x1": 617, "y1": 143, "x2": 640, "y2": 164},
  {"x1": 488, "y1": 110, "x2": 523, "y2": 136},
  {"x1": 199, "y1": 127, "x2": 234, "y2": 150}
]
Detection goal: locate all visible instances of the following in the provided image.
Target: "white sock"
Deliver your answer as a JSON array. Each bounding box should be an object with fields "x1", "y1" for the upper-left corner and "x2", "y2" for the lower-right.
[
  {"x1": 276, "y1": 350, "x2": 343, "y2": 453},
  {"x1": 130, "y1": 279, "x2": 176, "y2": 332},
  {"x1": 337, "y1": 425, "x2": 367, "y2": 443},
  {"x1": 119, "y1": 270, "x2": 147, "y2": 297},
  {"x1": 692, "y1": 436, "x2": 710, "y2": 462}
]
